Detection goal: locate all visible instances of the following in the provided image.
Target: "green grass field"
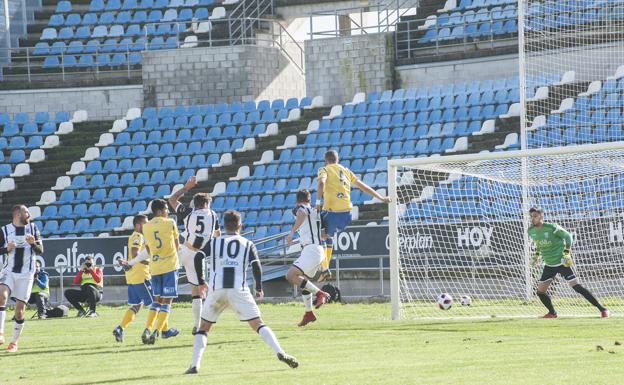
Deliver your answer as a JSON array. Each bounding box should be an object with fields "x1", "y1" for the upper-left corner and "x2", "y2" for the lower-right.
[{"x1": 1, "y1": 302, "x2": 623, "y2": 385}]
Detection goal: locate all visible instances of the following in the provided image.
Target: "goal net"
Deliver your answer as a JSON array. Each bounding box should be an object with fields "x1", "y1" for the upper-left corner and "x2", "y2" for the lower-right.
[
  {"x1": 521, "y1": 0, "x2": 624, "y2": 149},
  {"x1": 388, "y1": 142, "x2": 624, "y2": 319}
]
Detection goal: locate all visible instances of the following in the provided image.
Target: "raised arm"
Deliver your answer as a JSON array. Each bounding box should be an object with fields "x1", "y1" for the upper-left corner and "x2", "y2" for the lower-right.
[
  {"x1": 168, "y1": 176, "x2": 198, "y2": 210},
  {"x1": 353, "y1": 179, "x2": 391, "y2": 204}
]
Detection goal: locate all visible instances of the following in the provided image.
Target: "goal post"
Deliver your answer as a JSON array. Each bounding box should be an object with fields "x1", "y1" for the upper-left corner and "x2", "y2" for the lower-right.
[{"x1": 388, "y1": 141, "x2": 624, "y2": 320}]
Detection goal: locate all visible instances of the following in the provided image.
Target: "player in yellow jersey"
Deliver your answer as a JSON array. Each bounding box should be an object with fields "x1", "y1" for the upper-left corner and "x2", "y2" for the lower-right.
[
  {"x1": 316, "y1": 150, "x2": 391, "y2": 281},
  {"x1": 113, "y1": 215, "x2": 154, "y2": 343},
  {"x1": 124, "y1": 199, "x2": 180, "y2": 344}
]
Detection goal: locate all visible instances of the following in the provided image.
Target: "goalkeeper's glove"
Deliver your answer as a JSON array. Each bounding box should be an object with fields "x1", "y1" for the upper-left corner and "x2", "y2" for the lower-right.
[
  {"x1": 530, "y1": 251, "x2": 541, "y2": 266},
  {"x1": 561, "y1": 248, "x2": 573, "y2": 267}
]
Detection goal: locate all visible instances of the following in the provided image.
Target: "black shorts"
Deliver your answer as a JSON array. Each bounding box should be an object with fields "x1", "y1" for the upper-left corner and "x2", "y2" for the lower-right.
[{"x1": 539, "y1": 265, "x2": 577, "y2": 282}]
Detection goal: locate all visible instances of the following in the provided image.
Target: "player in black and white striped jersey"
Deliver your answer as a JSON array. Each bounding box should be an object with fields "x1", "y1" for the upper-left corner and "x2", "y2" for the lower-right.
[
  {"x1": 168, "y1": 176, "x2": 220, "y2": 334},
  {"x1": 285, "y1": 189, "x2": 330, "y2": 327},
  {"x1": 185, "y1": 210, "x2": 298, "y2": 374},
  {"x1": 0, "y1": 205, "x2": 43, "y2": 353}
]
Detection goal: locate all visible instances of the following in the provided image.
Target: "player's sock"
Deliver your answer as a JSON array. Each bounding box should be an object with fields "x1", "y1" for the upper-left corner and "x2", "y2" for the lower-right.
[
  {"x1": 155, "y1": 304, "x2": 170, "y2": 332},
  {"x1": 300, "y1": 279, "x2": 320, "y2": 294},
  {"x1": 191, "y1": 331, "x2": 208, "y2": 369},
  {"x1": 0, "y1": 306, "x2": 6, "y2": 334},
  {"x1": 537, "y1": 292, "x2": 556, "y2": 314},
  {"x1": 257, "y1": 325, "x2": 284, "y2": 354},
  {"x1": 191, "y1": 296, "x2": 202, "y2": 330},
  {"x1": 322, "y1": 239, "x2": 334, "y2": 270},
  {"x1": 12, "y1": 318, "x2": 24, "y2": 343},
  {"x1": 146, "y1": 303, "x2": 160, "y2": 331},
  {"x1": 573, "y1": 284, "x2": 606, "y2": 311},
  {"x1": 301, "y1": 290, "x2": 313, "y2": 312},
  {"x1": 120, "y1": 308, "x2": 137, "y2": 329}
]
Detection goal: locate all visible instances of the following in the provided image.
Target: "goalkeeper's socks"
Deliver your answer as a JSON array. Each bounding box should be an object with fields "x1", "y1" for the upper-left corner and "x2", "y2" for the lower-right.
[
  {"x1": 537, "y1": 292, "x2": 556, "y2": 315},
  {"x1": 191, "y1": 331, "x2": 208, "y2": 370},
  {"x1": 573, "y1": 284, "x2": 606, "y2": 311},
  {"x1": 301, "y1": 290, "x2": 313, "y2": 311},
  {"x1": 300, "y1": 279, "x2": 320, "y2": 294},
  {"x1": 191, "y1": 296, "x2": 202, "y2": 331},
  {"x1": 120, "y1": 308, "x2": 137, "y2": 329},
  {"x1": 257, "y1": 325, "x2": 284, "y2": 354}
]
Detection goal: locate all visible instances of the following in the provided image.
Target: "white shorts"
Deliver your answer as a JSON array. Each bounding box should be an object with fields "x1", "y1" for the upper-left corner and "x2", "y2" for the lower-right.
[
  {"x1": 0, "y1": 270, "x2": 34, "y2": 303},
  {"x1": 201, "y1": 288, "x2": 261, "y2": 323},
  {"x1": 179, "y1": 244, "x2": 204, "y2": 286},
  {"x1": 293, "y1": 244, "x2": 324, "y2": 279}
]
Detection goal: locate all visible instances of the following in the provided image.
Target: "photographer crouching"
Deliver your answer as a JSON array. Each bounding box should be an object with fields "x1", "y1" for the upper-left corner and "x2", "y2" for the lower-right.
[{"x1": 64, "y1": 256, "x2": 103, "y2": 317}]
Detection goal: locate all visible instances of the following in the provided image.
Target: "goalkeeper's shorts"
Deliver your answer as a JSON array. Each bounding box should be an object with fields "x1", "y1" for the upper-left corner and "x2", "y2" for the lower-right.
[{"x1": 539, "y1": 265, "x2": 577, "y2": 283}]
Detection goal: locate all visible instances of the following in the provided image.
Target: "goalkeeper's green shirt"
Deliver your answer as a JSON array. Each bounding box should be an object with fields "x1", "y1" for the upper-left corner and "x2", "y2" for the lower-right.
[{"x1": 527, "y1": 222, "x2": 573, "y2": 266}]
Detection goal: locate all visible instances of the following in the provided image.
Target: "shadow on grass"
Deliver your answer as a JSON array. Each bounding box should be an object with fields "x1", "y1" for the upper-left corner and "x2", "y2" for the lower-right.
[
  {"x1": 14, "y1": 339, "x2": 250, "y2": 357},
  {"x1": 66, "y1": 368, "x2": 287, "y2": 385}
]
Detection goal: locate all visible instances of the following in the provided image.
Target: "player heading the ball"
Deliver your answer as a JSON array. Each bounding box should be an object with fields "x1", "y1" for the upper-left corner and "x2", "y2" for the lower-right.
[
  {"x1": 316, "y1": 150, "x2": 391, "y2": 281},
  {"x1": 528, "y1": 207, "x2": 609, "y2": 318}
]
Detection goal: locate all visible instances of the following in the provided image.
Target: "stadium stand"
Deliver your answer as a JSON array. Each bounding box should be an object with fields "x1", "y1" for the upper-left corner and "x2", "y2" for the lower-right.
[
  {"x1": 0, "y1": 0, "x2": 272, "y2": 88},
  {"x1": 29, "y1": 97, "x2": 310, "y2": 238}
]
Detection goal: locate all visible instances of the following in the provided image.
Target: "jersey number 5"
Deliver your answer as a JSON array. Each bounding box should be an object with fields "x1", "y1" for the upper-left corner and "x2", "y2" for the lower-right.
[
  {"x1": 154, "y1": 231, "x2": 163, "y2": 249},
  {"x1": 196, "y1": 216, "x2": 206, "y2": 234}
]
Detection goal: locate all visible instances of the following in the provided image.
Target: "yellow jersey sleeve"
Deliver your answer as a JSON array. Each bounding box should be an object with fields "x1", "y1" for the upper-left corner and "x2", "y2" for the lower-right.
[
  {"x1": 143, "y1": 218, "x2": 179, "y2": 275},
  {"x1": 125, "y1": 232, "x2": 150, "y2": 285}
]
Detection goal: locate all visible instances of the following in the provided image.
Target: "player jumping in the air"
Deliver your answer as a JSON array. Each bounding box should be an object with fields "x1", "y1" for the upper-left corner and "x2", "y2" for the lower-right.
[
  {"x1": 168, "y1": 176, "x2": 220, "y2": 334},
  {"x1": 286, "y1": 189, "x2": 330, "y2": 326},
  {"x1": 113, "y1": 215, "x2": 155, "y2": 343},
  {"x1": 316, "y1": 150, "x2": 391, "y2": 281},
  {"x1": 0, "y1": 205, "x2": 43, "y2": 353},
  {"x1": 185, "y1": 210, "x2": 298, "y2": 374},
  {"x1": 123, "y1": 199, "x2": 181, "y2": 344},
  {"x1": 528, "y1": 207, "x2": 609, "y2": 318}
]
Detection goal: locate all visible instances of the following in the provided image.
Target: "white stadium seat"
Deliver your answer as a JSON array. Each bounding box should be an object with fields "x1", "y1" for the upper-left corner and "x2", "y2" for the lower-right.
[{"x1": 37, "y1": 190, "x2": 56, "y2": 205}]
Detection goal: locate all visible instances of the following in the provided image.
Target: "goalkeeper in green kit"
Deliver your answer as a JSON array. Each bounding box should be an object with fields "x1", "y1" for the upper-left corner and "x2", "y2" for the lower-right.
[{"x1": 528, "y1": 207, "x2": 609, "y2": 318}]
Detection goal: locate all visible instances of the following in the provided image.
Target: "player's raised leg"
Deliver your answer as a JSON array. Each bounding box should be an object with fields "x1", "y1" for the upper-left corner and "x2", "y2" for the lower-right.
[{"x1": 285, "y1": 189, "x2": 330, "y2": 325}]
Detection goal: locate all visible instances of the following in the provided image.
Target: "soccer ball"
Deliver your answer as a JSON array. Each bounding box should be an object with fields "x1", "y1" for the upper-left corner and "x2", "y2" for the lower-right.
[
  {"x1": 460, "y1": 295, "x2": 472, "y2": 306},
  {"x1": 437, "y1": 293, "x2": 453, "y2": 310}
]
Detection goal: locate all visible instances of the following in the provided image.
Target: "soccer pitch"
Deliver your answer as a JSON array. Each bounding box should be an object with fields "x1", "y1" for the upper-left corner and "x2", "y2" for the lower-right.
[{"x1": 1, "y1": 302, "x2": 623, "y2": 385}]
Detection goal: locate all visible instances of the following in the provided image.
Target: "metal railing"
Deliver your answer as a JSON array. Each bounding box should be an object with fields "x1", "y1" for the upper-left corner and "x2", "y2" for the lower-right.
[
  {"x1": 395, "y1": 15, "x2": 518, "y2": 61},
  {"x1": 308, "y1": 0, "x2": 418, "y2": 39},
  {"x1": 0, "y1": 16, "x2": 304, "y2": 84}
]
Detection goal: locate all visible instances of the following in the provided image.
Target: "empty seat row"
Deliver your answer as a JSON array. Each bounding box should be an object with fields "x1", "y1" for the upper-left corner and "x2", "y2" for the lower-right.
[
  {"x1": 34, "y1": 38, "x2": 150, "y2": 56},
  {"x1": 49, "y1": 8, "x2": 211, "y2": 27},
  {"x1": 0, "y1": 112, "x2": 69, "y2": 126},
  {"x1": 419, "y1": 20, "x2": 517, "y2": 44},
  {"x1": 436, "y1": 5, "x2": 517, "y2": 27},
  {"x1": 41, "y1": 216, "x2": 123, "y2": 236},
  {"x1": 2, "y1": 122, "x2": 57, "y2": 137},
  {"x1": 86, "y1": 0, "x2": 216, "y2": 13},
  {"x1": 42, "y1": 200, "x2": 148, "y2": 220},
  {"x1": 142, "y1": 98, "x2": 309, "y2": 118},
  {"x1": 57, "y1": 184, "x2": 176, "y2": 204},
  {"x1": 0, "y1": 136, "x2": 44, "y2": 150},
  {"x1": 41, "y1": 23, "x2": 185, "y2": 40},
  {"x1": 368, "y1": 77, "x2": 519, "y2": 101},
  {"x1": 42, "y1": 52, "x2": 142, "y2": 68},
  {"x1": 343, "y1": 90, "x2": 519, "y2": 117}
]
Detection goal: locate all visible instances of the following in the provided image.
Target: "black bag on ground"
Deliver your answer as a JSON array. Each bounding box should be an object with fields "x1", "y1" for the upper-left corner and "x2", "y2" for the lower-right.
[
  {"x1": 46, "y1": 305, "x2": 69, "y2": 318},
  {"x1": 321, "y1": 284, "x2": 341, "y2": 303}
]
